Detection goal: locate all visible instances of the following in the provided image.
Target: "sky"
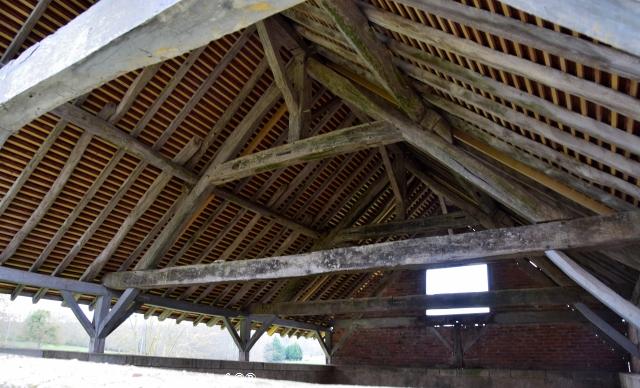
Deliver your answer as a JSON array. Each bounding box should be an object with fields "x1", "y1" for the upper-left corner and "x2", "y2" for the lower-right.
[{"x1": 425, "y1": 263, "x2": 490, "y2": 316}]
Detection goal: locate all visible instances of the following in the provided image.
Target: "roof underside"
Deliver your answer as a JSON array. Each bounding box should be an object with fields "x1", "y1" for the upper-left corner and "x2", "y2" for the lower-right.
[{"x1": 0, "y1": 0, "x2": 638, "y2": 336}]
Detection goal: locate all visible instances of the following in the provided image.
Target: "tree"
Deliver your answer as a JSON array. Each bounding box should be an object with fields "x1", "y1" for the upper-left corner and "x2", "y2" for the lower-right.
[
  {"x1": 285, "y1": 343, "x2": 303, "y2": 361},
  {"x1": 21, "y1": 310, "x2": 57, "y2": 348},
  {"x1": 264, "y1": 336, "x2": 286, "y2": 362}
]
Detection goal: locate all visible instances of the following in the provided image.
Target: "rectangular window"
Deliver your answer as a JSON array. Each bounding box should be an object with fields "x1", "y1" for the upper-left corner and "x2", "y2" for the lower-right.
[{"x1": 426, "y1": 264, "x2": 490, "y2": 316}]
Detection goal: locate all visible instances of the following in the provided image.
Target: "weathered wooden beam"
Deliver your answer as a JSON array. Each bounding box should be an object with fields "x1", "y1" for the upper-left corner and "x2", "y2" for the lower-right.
[
  {"x1": 318, "y1": 0, "x2": 423, "y2": 121},
  {"x1": 402, "y1": 62, "x2": 640, "y2": 179},
  {"x1": 574, "y1": 302, "x2": 640, "y2": 357},
  {"x1": 135, "y1": 293, "x2": 325, "y2": 332},
  {"x1": 396, "y1": 0, "x2": 640, "y2": 81},
  {"x1": 379, "y1": 146, "x2": 407, "y2": 220},
  {"x1": 498, "y1": 0, "x2": 640, "y2": 58},
  {"x1": 289, "y1": 13, "x2": 640, "y2": 206},
  {"x1": 546, "y1": 250, "x2": 640, "y2": 329},
  {"x1": 306, "y1": 58, "x2": 572, "y2": 223},
  {"x1": 0, "y1": 266, "x2": 108, "y2": 295},
  {"x1": 356, "y1": 1, "x2": 640, "y2": 122},
  {"x1": 60, "y1": 291, "x2": 95, "y2": 337},
  {"x1": 249, "y1": 287, "x2": 590, "y2": 316},
  {"x1": 0, "y1": 0, "x2": 305, "y2": 134},
  {"x1": 102, "y1": 211, "x2": 640, "y2": 289},
  {"x1": 257, "y1": 18, "x2": 303, "y2": 141},
  {"x1": 0, "y1": 0, "x2": 52, "y2": 65},
  {"x1": 208, "y1": 121, "x2": 401, "y2": 185},
  {"x1": 333, "y1": 211, "x2": 475, "y2": 243},
  {"x1": 53, "y1": 104, "x2": 197, "y2": 184}
]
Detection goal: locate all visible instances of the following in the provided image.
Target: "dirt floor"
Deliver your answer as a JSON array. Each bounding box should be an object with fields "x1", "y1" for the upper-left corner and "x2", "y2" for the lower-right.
[{"x1": 0, "y1": 354, "x2": 373, "y2": 387}]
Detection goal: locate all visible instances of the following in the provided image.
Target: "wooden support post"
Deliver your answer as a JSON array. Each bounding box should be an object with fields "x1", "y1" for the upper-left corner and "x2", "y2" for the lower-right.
[
  {"x1": 316, "y1": 330, "x2": 332, "y2": 364},
  {"x1": 238, "y1": 318, "x2": 250, "y2": 362},
  {"x1": 89, "y1": 295, "x2": 109, "y2": 353}
]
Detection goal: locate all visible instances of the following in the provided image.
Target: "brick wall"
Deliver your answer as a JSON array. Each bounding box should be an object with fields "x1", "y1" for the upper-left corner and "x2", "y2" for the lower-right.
[{"x1": 332, "y1": 265, "x2": 628, "y2": 372}]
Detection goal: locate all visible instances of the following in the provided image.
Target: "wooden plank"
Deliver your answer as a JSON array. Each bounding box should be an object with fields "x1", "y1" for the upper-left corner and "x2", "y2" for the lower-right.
[
  {"x1": 546, "y1": 250, "x2": 640, "y2": 329},
  {"x1": 396, "y1": 0, "x2": 640, "y2": 81},
  {"x1": 0, "y1": 131, "x2": 93, "y2": 264},
  {"x1": 0, "y1": 266, "x2": 108, "y2": 295},
  {"x1": 306, "y1": 58, "x2": 572, "y2": 223},
  {"x1": 574, "y1": 302, "x2": 640, "y2": 357},
  {"x1": 102, "y1": 211, "x2": 640, "y2": 289},
  {"x1": 53, "y1": 104, "x2": 197, "y2": 184},
  {"x1": 498, "y1": 0, "x2": 640, "y2": 58},
  {"x1": 318, "y1": 0, "x2": 423, "y2": 121},
  {"x1": 334, "y1": 211, "x2": 474, "y2": 243},
  {"x1": 0, "y1": 0, "x2": 53, "y2": 65},
  {"x1": 249, "y1": 287, "x2": 589, "y2": 316},
  {"x1": 0, "y1": 0, "x2": 306, "y2": 133}
]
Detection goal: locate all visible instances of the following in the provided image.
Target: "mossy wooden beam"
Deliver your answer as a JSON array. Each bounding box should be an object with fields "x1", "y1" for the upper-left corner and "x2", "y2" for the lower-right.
[
  {"x1": 102, "y1": 211, "x2": 640, "y2": 290},
  {"x1": 317, "y1": 0, "x2": 424, "y2": 121},
  {"x1": 306, "y1": 58, "x2": 572, "y2": 223}
]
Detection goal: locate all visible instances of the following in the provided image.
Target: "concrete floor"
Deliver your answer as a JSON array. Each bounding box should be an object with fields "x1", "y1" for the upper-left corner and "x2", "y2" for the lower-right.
[{"x1": 0, "y1": 354, "x2": 381, "y2": 388}]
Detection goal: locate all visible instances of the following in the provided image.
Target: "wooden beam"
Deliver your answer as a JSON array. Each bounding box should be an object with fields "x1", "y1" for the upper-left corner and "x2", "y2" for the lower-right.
[
  {"x1": 207, "y1": 121, "x2": 402, "y2": 186},
  {"x1": 102, "y1": 211, "x2": 640, "y2": 289},
  {"x1": 60, "y1": 291, "x2": 95, "y2": 337},
  {"x1": 287, "y1": 14, "x2": 640, "y2": 206},
  {"x1": 53, "y1": 104, "x2": 197, "y2": 184},
  {"x1": 318, "y1": 0, "x2": 423, "y2": 121},
  {"x1": 497, "y1": 0, "x2": 640, "y2": 58},
  {"x1": 0, "y1": 0, "x2": 305, "y2": 134},
  {"x1": 0, "y1": 266, "x2": 108, "y2": 295},
  {"x1": 333, "y1": 211, "x2": 475, "y2": 243},
  {"x1": 574, "y1": 302, "x2": 640, "y2": 357},
  {"x1": 402, "y1": 62, "x2": 640, "y2": 179},
  {"x1": 395, "y1": 0, "x2": 640, "y2": 81},
  {"x1": 306, "y1": 58, "x2": 572, "y2": 223},
  {"x1": 379, "y1": 146, "x2": 407, "y2": 220},
  {"x1": 546, "y1": 250, "x2": 640, "y2": 329},
  {"x1": 356, "y1": 1, "x2": 640, "y2": 123},
  {"x1": 249, "y1": 287, "x2": 590, "y2": 316},
  {"x1": 257, "y1": 18, "x2": 303, "y2": 141}
]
